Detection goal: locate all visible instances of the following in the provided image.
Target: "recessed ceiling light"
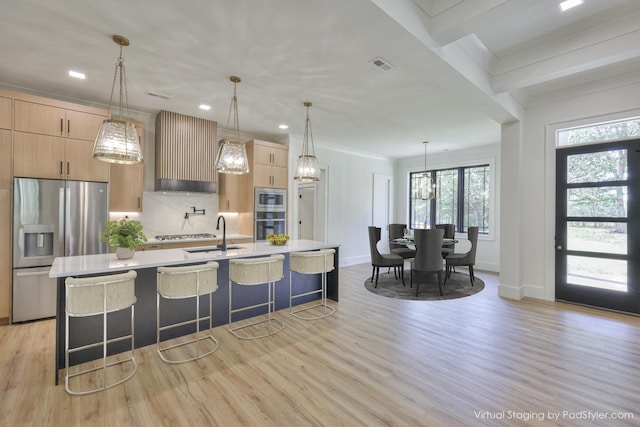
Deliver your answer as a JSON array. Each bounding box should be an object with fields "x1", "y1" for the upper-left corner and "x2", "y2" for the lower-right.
[
  {"x1": 199, "y1": 104, "x2": 211, "y2": 111},
  {"x1": 560, "y1": 0, "x2": 583, "y2": 11},
  {"x1": 68, "y1": 70, "x2": 85, "y2": 79},
  {"x1": 278, "y1": 124, "x2": 289, "y2": 129}
]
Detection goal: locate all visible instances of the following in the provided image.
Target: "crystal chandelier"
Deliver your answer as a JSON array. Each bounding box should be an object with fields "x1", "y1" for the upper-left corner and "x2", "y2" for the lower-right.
[
  {"x1": 93, "y1": 35, "x2": 143, "y2": 164},
  {"x1": 215, "y1": 76, "x2": 249, "y2": 175},
  {"x1": 294, "y1": 101, "x2": 320, "y2": 181},
  {"x1": 420, "y1": 141, "x2": 436, "y2": 200}
]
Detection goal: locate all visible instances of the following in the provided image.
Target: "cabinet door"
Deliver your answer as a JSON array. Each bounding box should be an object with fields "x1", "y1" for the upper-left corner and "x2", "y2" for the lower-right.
[
  {"x1": 13, "y1": 132, "x2": 65, "y2": 179},
  {"x1": 219, "y1": 173, "x2": 247, "y2": 212},
  {"x1": 0, "y1": 129, "x2": 11, "y2": 188},
  {"x1": 14, "y1": 100, "x2": 65, "y2": 137},
  {"x1": 0, "y1": 189, "x2": 10, "y2": 319},
  {"x1": 65, "y1": 139, "x2": 110, "y2": 182},
  {"x1": 254, "y1": 143, "x2": 288, "y2": 167},
  {"x1": 66, "y1": 109, "x2": 105, "y2": 141},
  {"x1": 254, "y1": 164, "x2": 288, "y2": 188},
  {"x1": 109, "y1": 125, "x2": 144, "y2": 211},
  {"x1": 0, "y1": 96, "x2": 11, "y2": 130}
]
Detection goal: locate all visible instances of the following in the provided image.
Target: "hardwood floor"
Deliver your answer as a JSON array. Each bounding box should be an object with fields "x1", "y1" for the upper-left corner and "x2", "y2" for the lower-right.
[{"x1": 1, "y1": 264, "x2": 640, "y2": 426}]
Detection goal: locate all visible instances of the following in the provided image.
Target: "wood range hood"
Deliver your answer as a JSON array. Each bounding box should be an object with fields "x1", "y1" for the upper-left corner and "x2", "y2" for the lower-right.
[{"x1": 155, "y1": 110, "x2": 218, "y2": 193}]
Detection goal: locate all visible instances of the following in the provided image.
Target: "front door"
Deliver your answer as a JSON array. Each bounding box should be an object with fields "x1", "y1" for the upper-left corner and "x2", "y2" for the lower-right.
[{"x1": 555, "y1": 139, "x2": 640, "y2": 313}]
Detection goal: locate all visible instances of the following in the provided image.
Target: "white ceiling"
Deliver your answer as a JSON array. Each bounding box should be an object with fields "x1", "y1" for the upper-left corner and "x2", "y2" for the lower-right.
[{"x1": 1, "y1": 0, "x2": 639, "y2": 159}]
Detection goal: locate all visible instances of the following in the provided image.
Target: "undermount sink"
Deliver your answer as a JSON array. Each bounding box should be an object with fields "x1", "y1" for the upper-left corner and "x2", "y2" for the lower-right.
[{"x1": 184, "y1": 246, "x2": 242, "y2": 254}]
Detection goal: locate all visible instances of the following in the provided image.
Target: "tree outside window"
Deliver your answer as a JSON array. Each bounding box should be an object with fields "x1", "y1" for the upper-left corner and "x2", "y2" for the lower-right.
[{"x1": 409, "y1": 165, "x2": 490, "y2": 233}]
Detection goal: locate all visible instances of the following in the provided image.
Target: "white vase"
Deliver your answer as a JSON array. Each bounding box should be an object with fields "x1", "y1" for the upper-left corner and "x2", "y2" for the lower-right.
[{"x1": 115, "y1": 247, "x2": 135, "y2": 260}]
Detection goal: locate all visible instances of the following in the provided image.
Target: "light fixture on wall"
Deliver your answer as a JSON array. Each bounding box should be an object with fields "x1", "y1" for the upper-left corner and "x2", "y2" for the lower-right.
[
  {"x1": 93, "y1": 35, "x2": 143, "y2": 164},
  {"x1": 420, "y1": 141, "x2": 436, "y2": 200},
  {"x1": 215, "y1": 76, "x2": 250, "y2": 175},
  {"x1": 294, "y1": 101, "x2": 320, "y2": 181}
]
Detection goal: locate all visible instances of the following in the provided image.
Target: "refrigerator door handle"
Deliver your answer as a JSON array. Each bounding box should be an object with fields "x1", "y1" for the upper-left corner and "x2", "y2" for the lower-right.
[{"x1": 59, "y1": 187, "x2": 66, "y2": 256}]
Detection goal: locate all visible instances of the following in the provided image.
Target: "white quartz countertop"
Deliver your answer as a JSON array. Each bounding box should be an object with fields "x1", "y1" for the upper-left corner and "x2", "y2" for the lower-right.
[
  {"x1": 144, "y1": 234, "x2": 253, "y2": 245},
  {"x1": 50, "y1": 240, "x2": 339, "y2": 278}
]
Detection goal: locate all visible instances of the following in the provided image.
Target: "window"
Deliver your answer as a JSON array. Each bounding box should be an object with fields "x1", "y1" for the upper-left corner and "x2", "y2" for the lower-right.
[{"x1": 409, "y1": 165, "x2": 490, "y2": 233}]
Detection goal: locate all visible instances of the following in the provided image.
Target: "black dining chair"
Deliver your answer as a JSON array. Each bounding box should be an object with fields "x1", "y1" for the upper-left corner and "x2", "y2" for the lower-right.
[
  {"x1": 368, "y1": 226, "x2": 405, "y2": 288},
  {"x1": 388, "y1": 223, "x2": 416, "y2": 259},
  {"x1": 411, "y1": 228, "x2": 445, "y2": 296}
]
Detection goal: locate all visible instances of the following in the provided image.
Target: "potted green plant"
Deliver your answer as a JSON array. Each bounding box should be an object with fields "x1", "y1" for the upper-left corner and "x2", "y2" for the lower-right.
[{"x1": 100, "y1": 218, "x2": 148, "y2": 259}]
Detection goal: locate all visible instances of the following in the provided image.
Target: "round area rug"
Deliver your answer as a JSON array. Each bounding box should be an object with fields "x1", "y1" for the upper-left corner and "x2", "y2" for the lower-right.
[{"x1": 364, "y1": 271, "x2": 484, "y2": 301}]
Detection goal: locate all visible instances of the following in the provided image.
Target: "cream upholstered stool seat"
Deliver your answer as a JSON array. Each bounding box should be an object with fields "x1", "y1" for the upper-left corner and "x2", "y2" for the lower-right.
[
  {"x1": 228, "y1": 254, "x2": 285, "y2": 339},
  {"x1": 64, "y1": 270, "x2": 137, "y2": 395},
  {"x1": 156, "y1": 262, "x2": 220, "y2": 363},
  {"x1": 289, "y1": 249, "x2": 336, "y2": 320}
]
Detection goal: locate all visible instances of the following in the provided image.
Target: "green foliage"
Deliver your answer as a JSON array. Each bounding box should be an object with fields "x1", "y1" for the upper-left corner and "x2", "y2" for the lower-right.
[{"x1": 100, "y1": 218, "x2": 148, "y2": 250}]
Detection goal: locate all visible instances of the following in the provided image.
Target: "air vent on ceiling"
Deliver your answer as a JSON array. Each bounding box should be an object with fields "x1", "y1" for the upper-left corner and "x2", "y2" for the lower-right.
[
  {"x1": 371, "y1": 57, "x2": 393, "y2": 71},
  {"x1": 148, "y1": 91, "x2": 170, "y2": 99}
]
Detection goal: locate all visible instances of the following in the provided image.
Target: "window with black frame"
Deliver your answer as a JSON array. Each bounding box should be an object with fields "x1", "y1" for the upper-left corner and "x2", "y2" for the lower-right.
[{"x1": 409, "y1": 164, "x2": 490, "y2": 233}]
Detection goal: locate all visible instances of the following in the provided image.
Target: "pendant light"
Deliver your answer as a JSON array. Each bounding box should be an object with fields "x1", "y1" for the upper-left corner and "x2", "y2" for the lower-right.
[
  {"x1": 215, "y1": 76, "x2": 250, "y2": 174},
  {"x1": 421, "y1": 141, "x2": 436, "y2": 200},
  {"x1": 93, "y1": 35, "x2": 143, "y2": 164},
  {"x1": 294, "y1": 101, "x2": 320, "y2": 182}
]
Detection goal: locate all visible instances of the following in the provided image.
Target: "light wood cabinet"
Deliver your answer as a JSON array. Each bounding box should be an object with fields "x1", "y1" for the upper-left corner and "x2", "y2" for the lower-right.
[
  {"x1": 250, "y1": 140, "x2": 288, "y2": 189},
  {"x1": 253, "y1": 143, "x2": 288, "y2": 167},
  {"x1": 14, "y1": 100, "x2": 105, "y2": 140},
  {"x1": 0, "y1": 129, "x2": 11, "y2": 189},
  {"x1": 0, "y1": 97, "x2": 11, "y2": 130},
  {"x1": 253, "y1": 163, "x2": 288, "y2": 188},
  {"x1": 110, "y1": 122, "x2": 144, "y2": 212},
  {"x1": 218, "y1": 173, "x2": 247, "y2": 212},
  {"x1": 12, "y1": 98, "x2": 110, "y2": 182},
  {"x1": 0, "y1": 189, "x2": 10, "y2": 320},
  {"x1": 13, "y1": 133, "x2": 109, "y2": 182}
]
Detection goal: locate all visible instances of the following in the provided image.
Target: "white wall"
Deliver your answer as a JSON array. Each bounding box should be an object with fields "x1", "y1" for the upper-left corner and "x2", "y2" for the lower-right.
[
  {"x1": 499, "y1": 81, "x2": 640, "y2": 301},
  {"x1": 394, "y1": 144, "x2": 501, "y2": 272},
  {"x1": 289, "y1": 141, "x2": 395, "y2": 266}
]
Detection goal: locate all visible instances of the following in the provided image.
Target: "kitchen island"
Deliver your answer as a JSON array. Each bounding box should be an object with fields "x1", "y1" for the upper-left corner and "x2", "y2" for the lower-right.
[{"x1": 50, "y1": 240, "x2": 339, "y2": 383}]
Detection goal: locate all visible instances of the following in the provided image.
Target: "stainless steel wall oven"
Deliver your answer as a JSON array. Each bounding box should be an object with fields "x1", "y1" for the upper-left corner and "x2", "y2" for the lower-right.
[{"x1": 254, "y1": 187, "x2": 286, "y2": 240}]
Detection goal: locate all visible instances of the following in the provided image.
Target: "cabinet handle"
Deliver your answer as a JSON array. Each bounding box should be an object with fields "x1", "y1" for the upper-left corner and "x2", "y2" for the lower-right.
[
  {"x1": 67, "y1": 119, "x2": 70, "y2": 135},
  {"x1": 227, "y1": 200, "x2": 230, "y2": 210},
  {"x1": 138, "y1": 197, "x2": 141, "y2": 210},
  {"x1": 59, "y1": 161, "x2": 63, "y2": 176},
  {"x1": 60, "y1": 118, "x2": 63, "y2": 135},
  {"x1": 67, "y1": 161, "x2": 70, "y2": 176}
]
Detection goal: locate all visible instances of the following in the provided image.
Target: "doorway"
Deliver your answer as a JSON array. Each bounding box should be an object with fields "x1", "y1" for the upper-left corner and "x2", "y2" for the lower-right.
[
  {"x1": 555, "y1": 139, "x2": 640, "y2": 313},
  {"x1": 295, "y1": 168, "x2": 328, "y2": 241}
]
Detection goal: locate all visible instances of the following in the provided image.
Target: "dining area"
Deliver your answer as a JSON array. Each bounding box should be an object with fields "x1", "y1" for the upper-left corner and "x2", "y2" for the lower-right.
[{"x1": 367, "y1": 223, "x2": 479, "y2": 297}]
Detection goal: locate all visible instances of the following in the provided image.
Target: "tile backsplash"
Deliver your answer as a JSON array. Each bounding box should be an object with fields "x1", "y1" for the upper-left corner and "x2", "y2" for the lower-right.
[{"x1": 109, "y1": 191, "x2": 239, "y2": 238}]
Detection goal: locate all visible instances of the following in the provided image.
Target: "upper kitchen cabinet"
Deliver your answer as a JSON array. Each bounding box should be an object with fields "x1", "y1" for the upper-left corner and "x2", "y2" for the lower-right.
[
  {"x1": 0, "y1": 129, "x2": 10, "y2": 189},
  {"x1": 12, "y1": 96, "x2": 110, "y2": 182},
  {"x1": 0, "y1": 96, "x2": 11, "y2": 130},
  {"x1": 155, "y1": 111, "x2": 217, "y2": 192},
  {"x1": 218, "y1": 172, "x2": 247, "y2": 212},
  {"x1": 248, "y1": 139, "x2": 288, "y2": 189},
  {"x1": 110, "y1": 121, "x2": 144, "y2": 212}
]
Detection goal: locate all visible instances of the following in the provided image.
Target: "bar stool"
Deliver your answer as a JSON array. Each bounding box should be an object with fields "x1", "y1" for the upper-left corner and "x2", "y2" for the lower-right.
[
  {"x1": 289, "y1": 249, "x2": 336, "y2": 320},
  {"x1": 228, "y1": 254, "x2": 285, "y2": 339},
  {"x1": 64, "y1": 270, "x2": 137, "y2": 395},
  {"x1": 156, "y1": 262, "x2": 220, "y2": 364}
]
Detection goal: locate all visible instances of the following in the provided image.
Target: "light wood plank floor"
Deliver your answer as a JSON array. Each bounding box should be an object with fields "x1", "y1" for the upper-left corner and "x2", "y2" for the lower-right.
[{"x1": 1, "y1": 265, "x2": 640, "y2": 426}]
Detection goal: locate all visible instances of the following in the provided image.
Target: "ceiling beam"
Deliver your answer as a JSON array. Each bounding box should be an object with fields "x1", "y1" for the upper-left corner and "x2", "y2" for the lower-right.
[
  {"x1": 429, "y1": 0, "x2": 534, "y2": 46},
  {"x1": 369, "y1": 0, "x2": 523, "y2": 122},
  {"x1": 492, "y1": 13, "x2": 640, "y2": 92}
]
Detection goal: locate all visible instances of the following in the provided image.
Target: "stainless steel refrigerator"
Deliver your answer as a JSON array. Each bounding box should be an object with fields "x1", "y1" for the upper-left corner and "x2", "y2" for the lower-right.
[{"x1": 12, "y1": 178, "x2": 108, "y2": 322}]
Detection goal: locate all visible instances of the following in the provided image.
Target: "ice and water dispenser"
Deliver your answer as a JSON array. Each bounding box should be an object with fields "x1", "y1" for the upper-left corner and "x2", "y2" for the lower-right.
[{"x1": 22, "y1": 224, "x2": 55, "y2": 258}]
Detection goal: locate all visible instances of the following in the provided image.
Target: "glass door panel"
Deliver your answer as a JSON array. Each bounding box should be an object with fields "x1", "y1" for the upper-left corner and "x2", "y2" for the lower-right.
[{"x1": 555, "y1": 139, "x2": 640, "y2": 313}]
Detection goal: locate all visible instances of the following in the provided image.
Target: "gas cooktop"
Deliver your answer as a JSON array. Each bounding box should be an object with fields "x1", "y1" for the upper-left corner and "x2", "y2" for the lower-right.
[{"x1": 155, "y1": 233, "x2": 217, "y2": 241}]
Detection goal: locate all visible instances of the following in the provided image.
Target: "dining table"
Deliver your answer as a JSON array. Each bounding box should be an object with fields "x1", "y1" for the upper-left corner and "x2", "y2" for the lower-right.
[{"x1": 391, "y1": 237, "x2": 458, "y2": 257}]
